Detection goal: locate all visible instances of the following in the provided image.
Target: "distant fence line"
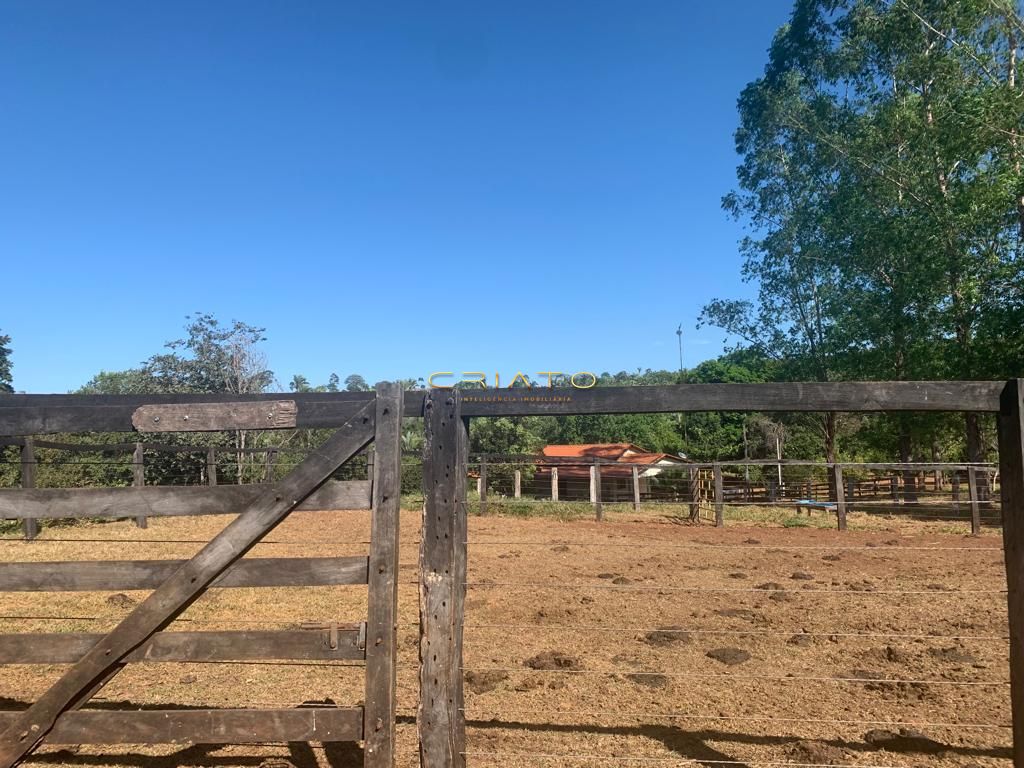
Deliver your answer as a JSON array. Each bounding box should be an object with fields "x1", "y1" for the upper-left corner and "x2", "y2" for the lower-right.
[{"x1": 464, "y1": 454, "x2": 999, "y2": 533}]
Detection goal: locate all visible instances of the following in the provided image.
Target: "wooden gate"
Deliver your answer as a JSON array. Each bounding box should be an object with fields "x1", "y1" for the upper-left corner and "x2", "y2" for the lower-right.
[{"x1": 0, "y1": 383, "x2": 405, "y2": 768}]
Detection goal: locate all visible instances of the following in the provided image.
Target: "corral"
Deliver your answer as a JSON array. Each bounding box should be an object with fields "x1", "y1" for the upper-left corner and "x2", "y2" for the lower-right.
[{"x1": 0, "y1": 381, "x2": 1022, "y2": 768}]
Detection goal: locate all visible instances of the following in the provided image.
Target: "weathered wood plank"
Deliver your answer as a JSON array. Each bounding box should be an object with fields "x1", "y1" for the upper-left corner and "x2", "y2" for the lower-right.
[
  {"x1": 132, "y1": 401, "x2": 298, "y2": 432},
  {"x1": 0, "y1": 628, "x2": 365, "y2": 664},
  {"x1": 833, "y1": 463, "x2": 847, "y2": 531},
  {"x1": 998, "y1": 379, "x2": 1024, "y2": 766},
  {"x1": 0, "y1": 400, "x2": 375, "y2": 767},
  {"x1": 0, "y1": 708, "x2": 362, "y2": 744},
  {"x1": 0, "y1": 381, "x2": 1005, "y2": 436},
  {"x1": 592, "y1": 461, "x2": 603, "y2": 521},
  {"x1": 453, "y1": 381, "x2": 1004, "y2": 415},
  {"x1": 969, "y1": 465, "x2": 982, "y2": 535},
  {"x1": 132, "y1": 442, "x2": 147, "y2": 530},
  {"x1": 631, "y1": 465, "x2": 640, "y2": 512},
  {"x1": 20, "y1": 441, "x2": 37, "y2": 542},
  {"x1": 0, "y1": 392, "x2": 373, "y2": 435},
  {"x1": 0, "y1": 479, "x2": 372, "y2": 520},
  {"x1": 713, "y1": 464, "x2": 724, "y2": 528},
  {"x1": 0, "y1": 556, "x2": 369, "y2": 592},
  {"x1": 419, "y1": 389, "x2": 467, "y2": 768},
  {"x1": 364, "y1": 383, "x2": 403, "y2": 767}
]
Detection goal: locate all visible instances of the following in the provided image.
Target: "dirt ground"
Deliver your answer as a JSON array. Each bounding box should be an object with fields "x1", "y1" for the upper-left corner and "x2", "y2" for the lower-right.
[{"x1": 0, "y1": 506, "x2": 1012, "y2": 767}]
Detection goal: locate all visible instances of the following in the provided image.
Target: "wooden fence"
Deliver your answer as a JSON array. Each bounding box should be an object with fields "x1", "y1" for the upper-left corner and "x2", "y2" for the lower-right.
[
  {"x1": 467, "y1": 454, "x2": 999, "y2": 533},
  {"x1": 3, "y1": 380, "x2": 1024, "y2": 767},
  {"x1": 0, "y1": 385, "x2": 403, "y2": 768}
]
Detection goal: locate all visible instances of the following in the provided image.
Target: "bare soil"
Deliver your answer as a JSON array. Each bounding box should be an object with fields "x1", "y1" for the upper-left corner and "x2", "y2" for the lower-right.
[{"x1": 0, "y1": 507, "x2": 1011, "y2": 767}]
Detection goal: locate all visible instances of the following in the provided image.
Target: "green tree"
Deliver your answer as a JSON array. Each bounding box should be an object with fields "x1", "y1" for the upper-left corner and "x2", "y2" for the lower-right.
[
  {"x1": 0, "y1": 332, "x2": 12, "y2": 393},
  {"x1": 707, "y1": 0, "x2": 1024, "y2": 467}
]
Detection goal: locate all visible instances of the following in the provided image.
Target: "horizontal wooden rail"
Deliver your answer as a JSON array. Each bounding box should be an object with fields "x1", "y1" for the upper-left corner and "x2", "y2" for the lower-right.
[
  {"x1": 454, "y1": 382, "x2": 1004, "y2": 415},
  {"x1": 0, "y1": 627, "x2": 366, "y2": 663},
  {"x1": 0, "y1": 381, "x2": 1006, "y2": 435},
  {"x1": 0, "y1": 479, "x2": 371, "y2": 519},
  {"x1": 0, "y1": 707, "x2": 362, "y2": 744},
  {"x1": 0, "y1": 556, "x2": 369, "y2": 591},
  {"x1": 0, "y1": 392, "x2": 375, "y2": 435}
]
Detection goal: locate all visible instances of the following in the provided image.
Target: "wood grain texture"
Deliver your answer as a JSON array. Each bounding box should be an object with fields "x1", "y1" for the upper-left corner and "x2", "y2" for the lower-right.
[
  {"x1": 0, "y1": 628, "x2": 365, "y2": 663},
  {"x1": 0, "y1": 381, "x2": 1005, "y2": 436},
  {"x1": 0, "y1": 556, "x2": 369, "y2": 592},
  {"x1": 453, "y1": 381, "x2": 1003, "y2": 415},
  {"x1": 0, "y1": 399, "x2": 375, "y2": 767},
  {"x1": 131, "y1": 401, "x2": 298, "y2": 432},
  {"x1": 0, "y1": 479, "x2": 371, "y2": 520},
  {"x1": 998, "y1": 379, "x2": 1024, "y2": 766},
  {"x1": 364, "y1": 383, "x2": 403, "y2": 767},
  {"x1": 833, "y1": 464, "x2": 847, "y2": 531},
  {"x1": 0, "y1": 392, "x2": 373, "y2": 435},
  {"x1": 969, "y1": 465, "x2": 982, "y2": 536},
  {"x1": 713, "y1": 464, "x2": 724, "y2": 528},
  {"x1": 418, "y1": 389, "x2": 467, "y2": 768},
  {"x1": 0, "y1": 708, "x2": 362, "y2": 744}
]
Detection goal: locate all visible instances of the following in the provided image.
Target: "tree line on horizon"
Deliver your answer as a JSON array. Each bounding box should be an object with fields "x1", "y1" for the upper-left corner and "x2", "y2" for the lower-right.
[{"x1": 0, "y1": 312, "x2": 1003, "y2": 493}]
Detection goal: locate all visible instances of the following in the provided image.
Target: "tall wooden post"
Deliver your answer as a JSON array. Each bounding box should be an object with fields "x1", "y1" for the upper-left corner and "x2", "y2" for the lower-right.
[
  {"x1": 364, "y1": 383, "x2": 403, "y2": 767},
  {"x1": 513, "y1": 470, "x2": 521, "y2": 499},
  {"x1": 263, "y1": 449, "x2": 277, "y2": 483},
  {"x1": 997, "y1": 379, "x2": 1024, "y2": 766},
  {"x1": 206, "y1": 448, "x2": 218, "y2": 487},
  {"x1": 833, "y1": 463, "x2": 847, "y2": 531},
  {"x1": 550, "y1": 466, "x2": 559, "y2": 501},
  {"x1": 479, "y1": 456, "x2": 488, "y2": 515},
  {"x1": 713, "y1": 463, "x2": 724, "y2": 528},
  {"x1": 20, "y1": 439, "x2": 37, "y2": 541},
  {"x1": 688, "y1": 466, "x2": 700, "y2": 521},
  {"x1": 631, "y1": 465, "x2": 641, "y2": 512},
  {"x1": 968, "y1": 465, "x2": 982, "y2": 535},
  {"x1": 132, "y1": 442, "x2": 147, "y2": 529},
  {"x1": 593, "y1": 460, "x2": 603, "y2": 521},
  {"x1": 419, "y1": 388, "x2": 468, "y2": 768}
]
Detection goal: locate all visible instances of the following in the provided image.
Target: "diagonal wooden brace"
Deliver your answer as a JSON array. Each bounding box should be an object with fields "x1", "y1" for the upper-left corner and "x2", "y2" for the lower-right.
[{"x1": 0, "y1": 399, "x2": 376, "y2": 768}]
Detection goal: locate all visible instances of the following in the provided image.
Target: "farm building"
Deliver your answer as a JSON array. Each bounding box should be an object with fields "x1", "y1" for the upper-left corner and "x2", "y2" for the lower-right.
[{"x1": 534, "y1": 443, "x2": 690, "y2": 501}]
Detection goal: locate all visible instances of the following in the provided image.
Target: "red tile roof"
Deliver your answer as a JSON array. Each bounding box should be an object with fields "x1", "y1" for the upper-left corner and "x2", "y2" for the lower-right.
[{"x1": 537, "y1": 444, "x2": 689, "y2": 476}]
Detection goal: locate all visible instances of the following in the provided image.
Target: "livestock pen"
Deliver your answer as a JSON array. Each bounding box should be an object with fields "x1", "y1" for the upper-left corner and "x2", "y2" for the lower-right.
[{"x1": 0, "y1": 381, "x2": 1022, "y2": 768}]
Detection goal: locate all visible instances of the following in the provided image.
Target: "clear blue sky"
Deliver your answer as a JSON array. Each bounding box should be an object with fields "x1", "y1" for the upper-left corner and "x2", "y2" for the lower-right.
[{"x1": 1, "y1": 1, "x2": 791, "y2": 393}]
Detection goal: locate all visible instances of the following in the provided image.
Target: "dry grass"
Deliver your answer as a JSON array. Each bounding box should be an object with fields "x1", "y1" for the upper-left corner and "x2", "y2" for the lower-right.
[{"x1": 0, "y1": 506, "x2": 1012, "y2": 767}]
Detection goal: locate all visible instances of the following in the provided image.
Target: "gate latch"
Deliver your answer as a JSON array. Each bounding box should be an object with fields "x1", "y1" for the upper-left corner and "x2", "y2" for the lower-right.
[{"x1": 357, "y1": 621, "x2": 367, "y2": 652}]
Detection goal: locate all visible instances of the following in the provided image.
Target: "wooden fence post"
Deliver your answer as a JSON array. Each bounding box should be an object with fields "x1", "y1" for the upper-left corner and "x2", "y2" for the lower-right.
[
  {"x1": 479, "y1": 456, "x2": 488, "y2": 515},
  {"x1": 713, "y1": 463, "x2": 724, "y2": 528},
  {"x1": 833, "y1": 463, "x2": 847, "y2": 531},
  {"x1": 551, "y1": 466, "x2": 558, "y2": 501},
  {"x1": 206, "y1": 448, "x2": 218, "y2": 487},
  {"x1": 419, "y1": 387, "x2": 468, "y2": 768},
  {"x1": 688, "y1": 466, "x2": 700, "y2": 521},
  {"x1": 364, "y1": 383, "x2": 403, "y2": 767},
  {"x1": 593, "y1": 460, "x2": 603, "y2": 521},
  {"x1": 968, "y1": 465, "x2": 982, "y2": 535},
  {"x1": 632, "y1": 465, "x2": 641, "y2": 512},
  {"x1": 262, "y1": 449, "x2": 277, "y2": 483},
  {"x1": 20, "y1": 439, "x2": 37, "y2": 541},
  {"x1": 513, "y1": 470, "x2": 521, "y2": 499},
  {"x1": 997, "y1": 379, "x2": 1024, "y2": 766},
  {"x1": 132, "y1": 442, "x2": 147, "y2": 529}
]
